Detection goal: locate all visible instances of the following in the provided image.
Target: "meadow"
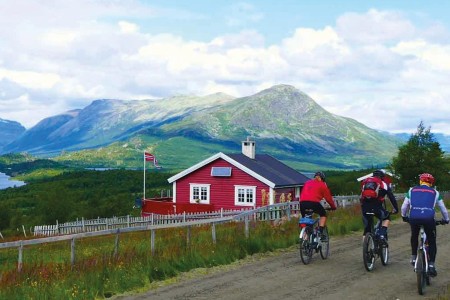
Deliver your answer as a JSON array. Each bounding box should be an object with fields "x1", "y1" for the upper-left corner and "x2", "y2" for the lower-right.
[{"x1": 0, "y1": 205, "x2": 366, "y2": 299}]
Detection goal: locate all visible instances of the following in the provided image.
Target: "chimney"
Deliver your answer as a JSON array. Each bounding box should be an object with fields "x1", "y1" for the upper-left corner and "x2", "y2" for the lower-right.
[{"x1": 242, "y1": 137, "x2": 255, "y2": 159}]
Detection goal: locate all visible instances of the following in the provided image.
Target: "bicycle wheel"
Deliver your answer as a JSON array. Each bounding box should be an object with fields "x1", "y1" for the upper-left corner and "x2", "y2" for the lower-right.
[
  {"x1": 319, "y1": 227, "x2": 330, "y2": 259},
  {"x1": 363, "y1": 233, "x2": 376, "y2": 271},
  {"x1": 416, "y1": 250, "x2": 426, "y2": 295},
  {"x1": 300, "y1": 226, "x2": 313, "y2": 265},
  {"x1": 380, "y1": 242, "x2": 389, "y2": 265}
]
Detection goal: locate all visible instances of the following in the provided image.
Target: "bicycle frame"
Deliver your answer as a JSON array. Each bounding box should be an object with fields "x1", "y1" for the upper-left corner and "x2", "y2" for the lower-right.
[
  {"x1": 413, "y1": 220, "x2": 443, "y2": 295},
  {"x1": 415, "y1": 226, "x2": 429, "y2": 272},
  {"x1": 298, "y1": 214, "x2": 329, "y2": 264},
  {"x1": 362, "y1": 212, "x2": 389, "y2": 271}
]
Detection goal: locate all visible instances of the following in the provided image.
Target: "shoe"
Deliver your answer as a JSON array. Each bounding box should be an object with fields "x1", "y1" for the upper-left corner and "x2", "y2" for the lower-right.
[
  {"x1": 410, "y1": 255, "x2": 417, "y2": 267},
  {"x1": 429, "y1": 265, "x2": 437, "y2": 277}
]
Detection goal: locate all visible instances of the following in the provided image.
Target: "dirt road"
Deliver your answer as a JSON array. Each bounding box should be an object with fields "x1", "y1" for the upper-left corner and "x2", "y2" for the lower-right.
[{"x1": 114, "y1": 220, "x2": 450, "y2": 300}]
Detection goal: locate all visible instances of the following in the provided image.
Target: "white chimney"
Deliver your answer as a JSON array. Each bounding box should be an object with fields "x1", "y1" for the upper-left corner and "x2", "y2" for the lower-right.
[{"x1": 242, "y1": 137, "x2": 255, "y2": 159}]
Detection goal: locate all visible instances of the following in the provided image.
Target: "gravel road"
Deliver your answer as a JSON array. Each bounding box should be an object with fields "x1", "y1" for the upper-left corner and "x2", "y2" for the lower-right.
[{"x1": 114, "y1": 220, "x2": 450, "y2": 300}]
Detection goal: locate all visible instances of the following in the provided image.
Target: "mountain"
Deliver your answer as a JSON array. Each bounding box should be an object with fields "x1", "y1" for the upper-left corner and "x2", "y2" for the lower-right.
[
  {"x1": 2, "y1": 93, "x2": 235, "y2": 155},
  {"x1": 2, "y1": 85, "x2": 405, "y2": 171},
  {"x1": 0, "y1": 118, "x2": 26, "y2": 152},
  {"x1": 394, "y1": 133, "x2": 450, "y2": 152},
  {"x1": 156, "y1": 85, "x2": 402, "y2": 169}
]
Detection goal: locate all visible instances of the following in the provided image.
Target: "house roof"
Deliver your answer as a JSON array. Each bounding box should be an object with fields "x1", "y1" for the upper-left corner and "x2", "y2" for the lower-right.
[
  {"x1": 167, "y1": 152, "x2": 309, "y2": 188},
  {"x1": 356, "y1": 169, "x2": 395, "y2": 182}
]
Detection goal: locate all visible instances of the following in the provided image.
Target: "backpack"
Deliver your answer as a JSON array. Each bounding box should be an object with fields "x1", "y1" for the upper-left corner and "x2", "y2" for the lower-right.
[{"x1": 361, "y1": 177, "x2": 382, "y2": 200}]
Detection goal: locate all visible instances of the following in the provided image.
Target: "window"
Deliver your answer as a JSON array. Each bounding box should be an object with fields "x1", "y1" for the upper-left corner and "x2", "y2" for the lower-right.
[
  {"x1": 235, "y1": 185, "x2": 256, "y2": 206},
  {"x1": 190, "y1": 184, "x2": 210, "y2": 204},
  {"x1": 211, "y1": 167, "x2": 232, "y2": 177}
]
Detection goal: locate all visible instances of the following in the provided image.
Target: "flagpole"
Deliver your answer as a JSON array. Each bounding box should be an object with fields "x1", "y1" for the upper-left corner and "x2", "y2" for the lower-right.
[{"x1": 143, "y1": 151, "x2": 146, "y2": 201}]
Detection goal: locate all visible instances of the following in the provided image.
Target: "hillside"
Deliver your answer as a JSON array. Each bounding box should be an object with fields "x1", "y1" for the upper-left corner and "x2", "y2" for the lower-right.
[{"x1": 2, "y1": 85, "x2": 404, "y2": 171}]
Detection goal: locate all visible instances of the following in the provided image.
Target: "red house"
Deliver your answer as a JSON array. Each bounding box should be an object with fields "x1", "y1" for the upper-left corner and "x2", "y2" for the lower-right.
[{"x1": 164, "y1": 139, "x2": 309, "y2": 212}]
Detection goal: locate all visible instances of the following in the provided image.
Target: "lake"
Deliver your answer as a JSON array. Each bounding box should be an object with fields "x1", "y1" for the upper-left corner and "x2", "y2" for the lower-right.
[{"x1": 0, "y1": 172, "x2": 25, "y2": 189}]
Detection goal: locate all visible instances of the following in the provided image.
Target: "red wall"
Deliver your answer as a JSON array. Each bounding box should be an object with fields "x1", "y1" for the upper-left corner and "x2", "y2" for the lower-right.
[
  {"x1": 175, "y1": 158, "x2": 270, "y2": 210},
  {"x1": 141, "y1": 199, "x2": 214, "y2": 215}
]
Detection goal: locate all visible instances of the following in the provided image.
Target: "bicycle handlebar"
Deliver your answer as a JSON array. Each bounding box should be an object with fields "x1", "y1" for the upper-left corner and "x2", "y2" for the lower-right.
[{"x1": 402, "y1": 216, "x2": 449, "y2": 225}]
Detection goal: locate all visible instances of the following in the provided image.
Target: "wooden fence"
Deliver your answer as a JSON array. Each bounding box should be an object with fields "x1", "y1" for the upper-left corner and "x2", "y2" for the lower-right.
[
  {"x1": 33, "y1": 195, "x2": 364, "y2": 237},
  {"x1": 1, "y1": 201, "x2": 301, "y2": 272}
]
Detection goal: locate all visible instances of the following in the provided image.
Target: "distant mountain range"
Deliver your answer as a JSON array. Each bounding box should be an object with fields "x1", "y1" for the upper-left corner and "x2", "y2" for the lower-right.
[
  {"x1": 0, "y1": 119, "x2": 25, "y2": 149},
  {"x1": 0, "y1": 85, "x2": 448, "y2": 171}
]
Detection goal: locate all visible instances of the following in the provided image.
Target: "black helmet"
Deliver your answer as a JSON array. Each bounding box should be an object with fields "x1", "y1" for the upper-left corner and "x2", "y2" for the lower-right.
[
  {"x1": 314, "y1": 171, "x2": 326, "y2": 181},
  {"x1": 373, "y1": 169, "x2": 385, "y2": 178}
]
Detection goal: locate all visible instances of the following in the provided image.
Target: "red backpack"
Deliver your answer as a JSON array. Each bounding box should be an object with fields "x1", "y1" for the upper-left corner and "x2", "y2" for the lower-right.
[{"x1": 361, "y1": 177, "x2": 383, "y2": 200}]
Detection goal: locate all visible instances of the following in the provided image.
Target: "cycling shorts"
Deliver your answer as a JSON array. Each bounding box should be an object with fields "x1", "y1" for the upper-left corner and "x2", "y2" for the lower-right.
[{"x1": 300, "y1": 201, "x2": 326, "y2": 217}]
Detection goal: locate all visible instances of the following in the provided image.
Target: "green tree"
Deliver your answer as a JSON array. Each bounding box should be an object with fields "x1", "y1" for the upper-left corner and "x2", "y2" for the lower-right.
[{"x1": 390, "y1": 121, "x2": 447, "y2": 189}]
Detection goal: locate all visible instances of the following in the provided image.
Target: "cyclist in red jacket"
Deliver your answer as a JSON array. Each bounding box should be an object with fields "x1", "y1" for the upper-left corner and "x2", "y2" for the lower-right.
[{"x1": 300, "y1": 171, "x2": 337, "y2": 240}]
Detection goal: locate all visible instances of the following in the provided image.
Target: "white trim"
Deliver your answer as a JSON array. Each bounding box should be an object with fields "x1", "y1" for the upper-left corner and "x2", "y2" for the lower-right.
[
  {"x1": 172, "y1": 181, "x2": 177, "y2": 203},
  {"x1": 189, "y1": 183, "x2": 211, "y2": 204},
  {"x1": 234, "y1": 185, "x2": 257, "y2": 207},
  {"x1": 167, "y1": 152, "x2": 276, "y2": 188},
  {"x1": 356, "y1": 169, "x2": 395, "y2": 182},
  {"x1": 269, "y1": 188, "x2": 274, "y2": 205}
]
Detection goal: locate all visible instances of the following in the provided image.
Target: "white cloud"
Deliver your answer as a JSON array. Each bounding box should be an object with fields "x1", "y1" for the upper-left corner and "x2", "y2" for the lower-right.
[
  {"x1": 0, "y1": 69, "x2": 61, "y2": 89},
  {"x1": 0, "y1": 3, "x2": 449, "y2": 135},
  {"x1": 118, "y1": 21, "x2": 140, "y2": 34}
]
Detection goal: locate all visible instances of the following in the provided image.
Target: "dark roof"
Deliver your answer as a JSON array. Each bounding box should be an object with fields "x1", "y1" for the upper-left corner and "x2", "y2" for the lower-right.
[{"x1": 226, "y1": 153, "x2": 309, "y2": 188}]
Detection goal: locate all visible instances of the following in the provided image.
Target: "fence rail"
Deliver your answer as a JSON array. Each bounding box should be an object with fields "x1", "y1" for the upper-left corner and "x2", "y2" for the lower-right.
[
  {"x1": 32, "y1": 195, "x2": 372, "y2": 237},
  {"x1": 0, "y1": 193, "x2": 414, "y2": 273}
]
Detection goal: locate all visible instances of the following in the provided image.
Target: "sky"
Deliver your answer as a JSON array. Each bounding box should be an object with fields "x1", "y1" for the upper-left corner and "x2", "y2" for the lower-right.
[{"x1": 1, "y1": 0, "x2": 450, "y2": 135}]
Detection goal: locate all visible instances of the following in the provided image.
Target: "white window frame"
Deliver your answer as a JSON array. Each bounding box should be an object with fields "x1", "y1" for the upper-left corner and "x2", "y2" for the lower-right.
[
  {"x1": 234, "y1": 185, "x2": 256, "y2": 206},
  {"x1": 189, "y1": 183, "x2": 211, "y2": 204}
]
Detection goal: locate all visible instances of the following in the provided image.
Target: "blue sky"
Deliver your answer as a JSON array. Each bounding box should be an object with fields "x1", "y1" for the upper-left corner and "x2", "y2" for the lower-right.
[{"x1": 1, "y1": 0, "x2": 450, "y2": 135}]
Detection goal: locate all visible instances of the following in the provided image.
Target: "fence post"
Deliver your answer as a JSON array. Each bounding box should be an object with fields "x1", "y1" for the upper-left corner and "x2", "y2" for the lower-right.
[
  {"x1": 211, "y1": 223, "x2": 216, "y2": 244},
  {"x1": 82, "y1": 217, "x2": 85, "y2": 232},
  {"x1": 22, "y1": 225, "x2": 27, "y2": 238},
  {"x1": 245, "y1": 216, "x2": 249, "y2": 238},
  {"x1": 18, "y1": 241, "x2": 23, "y2": 272},
  {"x1": 151, "y1": 229, "x2": 155, "y2": 256},
  {"x1": 220, "y1": 208, "x2": 223, "y2": 218},
  {"x1": 127, "y1": 215, "x2": 130, "y2": 227},
  {"x1": 114, "y1": 228, "x2": 120, "y2": 258},
  {"x1": 71, "y1": 237, "x2": 76, "y2": 269},
  {"x1": 287, "y1": 204, "x2": 291, "y2": 221},
  {"x1": 56, "y1": 220, "x2": 59, "y2": 235},
  {"x1": 183, "y1": 212, "x2": 186, "y2": 223},
  {"x1": 151, "y1": 213, "x2": 154, "y2": 226}
]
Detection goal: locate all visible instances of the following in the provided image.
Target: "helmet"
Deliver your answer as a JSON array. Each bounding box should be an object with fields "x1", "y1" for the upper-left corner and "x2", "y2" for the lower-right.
[
  {"x1": 419, "y1": 173, "x2": 435, "y2": 185},
  {"x1": 373, "y1": 169, "x2": 385, "y2": 178},
  {"x1": 314, "y1": 171, "x2": 326, "y2": 182}
]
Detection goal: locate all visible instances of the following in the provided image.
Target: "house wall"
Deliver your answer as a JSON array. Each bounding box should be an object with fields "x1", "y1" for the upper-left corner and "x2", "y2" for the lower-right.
[{"x1": 176, "y1": 158, "x2": 270, "y2": 210}]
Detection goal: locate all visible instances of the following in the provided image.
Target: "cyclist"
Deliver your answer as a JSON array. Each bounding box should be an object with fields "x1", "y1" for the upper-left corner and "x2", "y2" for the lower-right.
[
  {"x1": 401, "y1": 173, "x2": 449, "y2": 277},
  {"x1": 300, "y1": 171, "x2": 337, "y2": 240},
  {"x1": 360, "y1": 170, "x2": 399, "y2": 242}
]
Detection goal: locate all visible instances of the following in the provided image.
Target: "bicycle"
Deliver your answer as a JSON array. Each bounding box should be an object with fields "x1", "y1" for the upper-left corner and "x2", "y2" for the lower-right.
[
  {"x1": 405, "y1": 218, "x2": 445, "y2": 295},
  {"x1": 298, "y1": 211, "x2": 330, "y2": 265},
  {"x1": 362, "y1": 212, "x2": 389, "y2": 271}
]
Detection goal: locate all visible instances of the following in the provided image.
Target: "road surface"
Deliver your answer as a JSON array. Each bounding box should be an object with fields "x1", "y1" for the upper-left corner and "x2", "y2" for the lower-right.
[{"x1": 114, "y1": 220, "x2": 450, "y2": 300}]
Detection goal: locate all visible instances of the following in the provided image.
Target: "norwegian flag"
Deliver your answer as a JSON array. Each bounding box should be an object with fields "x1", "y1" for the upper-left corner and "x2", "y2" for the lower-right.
[{"x1": 144, "y1": 152, "x2": 154, "y2": 161}]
